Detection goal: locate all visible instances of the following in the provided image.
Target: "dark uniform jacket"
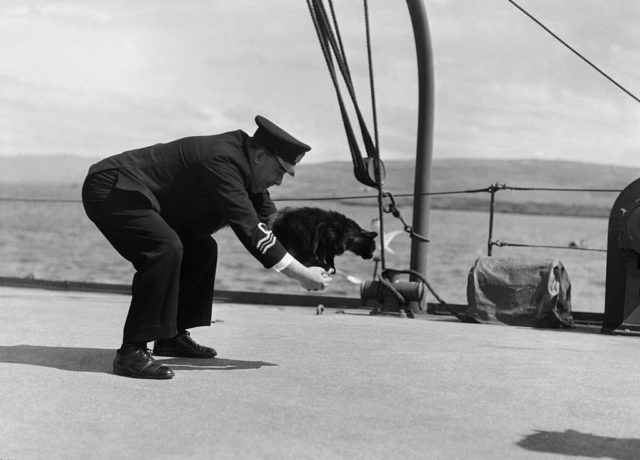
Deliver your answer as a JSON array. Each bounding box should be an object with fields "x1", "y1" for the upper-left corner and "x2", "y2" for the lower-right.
[{"x1": 88, "y1": 130, "x2": 287, "y2": 269}]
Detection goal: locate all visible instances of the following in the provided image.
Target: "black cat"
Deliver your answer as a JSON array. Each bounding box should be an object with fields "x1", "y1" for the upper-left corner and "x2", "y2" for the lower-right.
[{"x1": 269, "y1": 207, "x2": 377, "y2": 271}]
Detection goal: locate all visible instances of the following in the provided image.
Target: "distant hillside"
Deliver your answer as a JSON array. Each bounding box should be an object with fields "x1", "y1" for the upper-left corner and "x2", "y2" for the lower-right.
[
  {"x1": 1, "y1": 155, "x2": 639, "y2": 217},
  {"x1": 275, "y1": 158, "x2": 640, "y2": 217}
]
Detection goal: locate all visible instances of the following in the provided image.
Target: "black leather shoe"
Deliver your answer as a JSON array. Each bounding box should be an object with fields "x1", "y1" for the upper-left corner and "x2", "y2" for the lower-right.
[
  {"x1": 113, "y1": 349, "x2": 174, "y2": 379},
  {"x1": 153, "y1": 330, "x2": 217, "y2": 358}
]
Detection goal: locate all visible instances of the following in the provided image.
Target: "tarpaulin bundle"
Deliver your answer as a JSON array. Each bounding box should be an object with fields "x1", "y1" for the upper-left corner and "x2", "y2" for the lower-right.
[
  {"x1": 306, "y1": 0, "x2": 384, "y2": 188},
  {"x1": 466, "y1": 256, "x2": 575, "y2": 328}
]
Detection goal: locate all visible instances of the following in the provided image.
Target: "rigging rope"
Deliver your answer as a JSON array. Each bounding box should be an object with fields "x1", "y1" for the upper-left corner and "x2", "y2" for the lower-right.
[
  {"x1": 307, "y1": 0, "x2": 390, "y2": 270},
  {"x1": 306, "y1": 0, "x2": 383, "y2": 189},
  {"x1": 362, "y1": 0, "x2": 388, "y2": 272},
  {"x1": 363, "y1": 0, "x2": 379, "y2": 153},
  {"x1": 507, "y1": 0, "x2": 640, "y2": 105}
]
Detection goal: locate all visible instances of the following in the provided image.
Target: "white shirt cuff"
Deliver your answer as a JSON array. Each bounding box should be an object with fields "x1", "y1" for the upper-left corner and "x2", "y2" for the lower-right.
[{"x1": 271, "y1": 253, "x2": 294, "y2": 272}]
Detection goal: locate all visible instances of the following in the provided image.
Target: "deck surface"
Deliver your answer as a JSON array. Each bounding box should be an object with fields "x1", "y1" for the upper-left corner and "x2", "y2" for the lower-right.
[{"x1": 1, "y1": 286, "x2": 639, "y2": 459}]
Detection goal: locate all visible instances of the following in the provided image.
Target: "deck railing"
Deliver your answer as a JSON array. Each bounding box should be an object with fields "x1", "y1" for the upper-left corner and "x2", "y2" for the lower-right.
[
  {"x1": 0, "y1": 184, "x2": 623, "y2": 324},
  {"x1": 0, "y1": 182, "x2": 621, "y2": 258}
]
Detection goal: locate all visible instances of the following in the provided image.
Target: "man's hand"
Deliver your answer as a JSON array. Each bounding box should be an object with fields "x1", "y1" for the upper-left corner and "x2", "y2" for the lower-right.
[
  {"x1": 280, "y1": 259, "x2": 332, "y2": 291},
  {"x1": 302, "y1": 266, "x2": 332, "y2": 291}
]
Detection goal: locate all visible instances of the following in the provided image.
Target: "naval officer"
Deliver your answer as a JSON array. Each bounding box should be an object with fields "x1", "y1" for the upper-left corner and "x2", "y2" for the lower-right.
[{"x1": 82, "y1": 115, "x2": 332, "y2": 379}]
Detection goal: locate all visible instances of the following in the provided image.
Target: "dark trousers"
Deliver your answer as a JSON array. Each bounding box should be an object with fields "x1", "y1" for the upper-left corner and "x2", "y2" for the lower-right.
[{"x1": 82, "y1": 170, "x2": 217, "y2": 343}]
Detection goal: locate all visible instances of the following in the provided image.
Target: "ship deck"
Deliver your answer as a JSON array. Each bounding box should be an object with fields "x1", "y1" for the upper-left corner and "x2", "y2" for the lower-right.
[{"x1": 1, "y1": 285, "x2": 639, "y2": 459}]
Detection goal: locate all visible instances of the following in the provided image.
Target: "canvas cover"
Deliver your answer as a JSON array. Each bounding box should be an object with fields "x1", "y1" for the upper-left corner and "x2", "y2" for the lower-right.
[{"x1": 466, "y1": 257, "x2": 574, "y2": 327}]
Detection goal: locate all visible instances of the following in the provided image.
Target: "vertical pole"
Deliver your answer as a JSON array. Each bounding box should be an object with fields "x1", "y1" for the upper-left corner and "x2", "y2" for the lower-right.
[
  {"x1": 488, "y1": 187, "x2": 496, "y2": 256},
  {"x1": 406, "y1": 0, "x2": 435, "y2": 313}
]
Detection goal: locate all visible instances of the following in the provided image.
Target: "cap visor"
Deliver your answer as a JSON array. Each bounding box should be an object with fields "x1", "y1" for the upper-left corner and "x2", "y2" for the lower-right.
[{"x1": 274, "y1": 154, "x2": 295, "y2": 176}]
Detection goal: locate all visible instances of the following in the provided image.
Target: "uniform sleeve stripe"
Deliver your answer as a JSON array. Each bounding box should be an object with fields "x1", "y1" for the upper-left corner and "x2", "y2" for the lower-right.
[
  {"x1": 261, "y1": 238, "x2": 277, "y2": 254},
  {"x1": 257, "y1": 232, "x2": 273, "y2": 248},
  {"x1": 258, "y1": 234, "x2": 274, "y2": 253}
]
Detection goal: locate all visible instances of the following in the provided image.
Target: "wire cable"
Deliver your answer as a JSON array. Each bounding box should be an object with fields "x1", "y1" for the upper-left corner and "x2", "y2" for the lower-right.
[
  {"x1": 0, "y1": 183, "x2": 623, "y2": 204},
  {"x1": 504, "y1": 185, "x2": 621, "y2": 193},
  {"x1": 507, "y1": 0, "x2": 640, "y2": 105},
  {"x1": 491, "y1": 240, "x2": 607, "y2": 253}
]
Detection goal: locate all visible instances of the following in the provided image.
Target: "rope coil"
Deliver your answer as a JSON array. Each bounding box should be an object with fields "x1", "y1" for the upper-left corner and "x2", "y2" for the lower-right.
[{"x1": 380, "y1": 268, "x2": 473, "y2": 322}]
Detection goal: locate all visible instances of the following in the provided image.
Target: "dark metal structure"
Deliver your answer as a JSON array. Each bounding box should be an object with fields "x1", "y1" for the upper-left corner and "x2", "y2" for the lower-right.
[{"x1": 603, "y1": 178, "x2": 640, "y2": 332}]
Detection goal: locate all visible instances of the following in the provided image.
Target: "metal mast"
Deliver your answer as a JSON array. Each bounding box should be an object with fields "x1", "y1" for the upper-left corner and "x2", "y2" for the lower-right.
[{"x1": 406, "y1": 0, "x2": 435, "y2": 312}]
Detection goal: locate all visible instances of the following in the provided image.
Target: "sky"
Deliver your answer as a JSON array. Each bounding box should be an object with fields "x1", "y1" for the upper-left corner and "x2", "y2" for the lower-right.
[{"x1": 1, "y1": 0, "x2": 639, "y2": 166}]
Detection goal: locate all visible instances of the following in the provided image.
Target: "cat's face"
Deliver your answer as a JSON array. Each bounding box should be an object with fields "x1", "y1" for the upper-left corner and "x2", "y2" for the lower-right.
[{"x1": 348, "y1": 230, "x2": 378, "y2": 260}]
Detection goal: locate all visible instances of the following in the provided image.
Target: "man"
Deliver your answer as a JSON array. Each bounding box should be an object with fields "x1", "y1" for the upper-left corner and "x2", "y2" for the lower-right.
[{"x1": 82, "y1": 115, "x2": 332, "y2": 380}]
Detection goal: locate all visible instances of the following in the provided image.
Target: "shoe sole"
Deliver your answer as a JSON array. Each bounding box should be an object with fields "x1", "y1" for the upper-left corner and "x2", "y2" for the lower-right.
[{"x1": 113, "y1": 366, "x2": 174, "y2": 379}]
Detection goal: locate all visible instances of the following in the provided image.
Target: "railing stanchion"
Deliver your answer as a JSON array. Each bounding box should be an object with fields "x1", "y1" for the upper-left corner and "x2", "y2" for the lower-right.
[{"x1": 487, "y1": 183, "x2": 502, "y2": 256}]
